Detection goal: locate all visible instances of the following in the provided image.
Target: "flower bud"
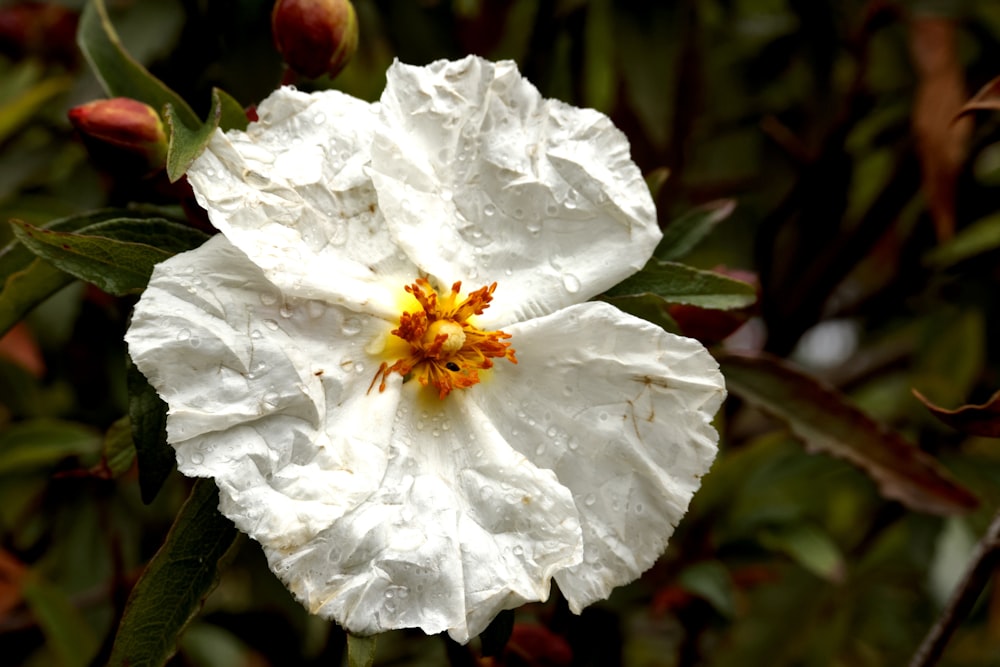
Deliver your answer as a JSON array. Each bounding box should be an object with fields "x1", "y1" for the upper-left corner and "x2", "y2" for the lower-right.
[
  {"x1": 68, "y1": 98, "x2": 168, "y2": 172},
  {"x1": 271, "y1": 0, "x2": 358, "y2": 79}
]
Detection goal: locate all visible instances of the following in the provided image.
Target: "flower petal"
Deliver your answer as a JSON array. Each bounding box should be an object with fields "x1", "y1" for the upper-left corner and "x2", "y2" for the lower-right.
[
  {"x1": 467, "y1": 301, "x2": 725, "y2": 611},
  {"x1": 186, "y1": 87, "x2": 412, "y2": 317},
  {"x1": 370, "y1": 56, "x2": 660, "y2": 327},
  {"x1": 265, "y1": 382, "x2": 582, "y2": 643},
  {"x1": 125, "y1": 235, "x2": 397, "y2": 548}
]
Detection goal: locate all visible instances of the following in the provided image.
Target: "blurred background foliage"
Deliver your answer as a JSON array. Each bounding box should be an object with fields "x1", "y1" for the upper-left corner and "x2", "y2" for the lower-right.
[{"x1": 3, "y1": 0, "x2": 1000, "y2": 665}]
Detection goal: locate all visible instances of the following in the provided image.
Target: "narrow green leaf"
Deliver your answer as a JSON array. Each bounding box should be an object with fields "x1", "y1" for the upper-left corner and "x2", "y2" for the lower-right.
[
  {"x1": 23, "y1": 574, "x2": 101, "y2": 667},
  {"x1": 77, "y1": 0, "x2": 198, "y2": 128},
  {"x1": 83, "y1": 218, "x2": 210, "y2": 254},
  {"x1": 107, "y1": 479, "x2": 239, "y2": 667},
  {"x1": 0, "y1": 259, "x2": 74, "y2": 339},
  {"x1": 0, "y1": 420, "x2": 101, "y2": 474},
  {"x1": 758, "y1": 523, "x2": 845, "y2": 582},
  {"x1": 925, "y1": 212, "x2": 1000, "y2": 267},
  {"x1": 677, "y1": 561, "x2": 735, "y2": 618},
  {"x1": 165, "y1": 91, "x2": 223, "y2": 183},
  {"x1": 347, "y1": 633, "x2": 378, "y2": 667},
  {"x1": 601, "y1": 293, "x2": 681, "y2": 333},
  {"x1": 604, "y1": 259, "x2": 756, "y2": 309},
  {"x1": 11, "y1": 219, "x2": 172, "y2": 296},
  {"x1": 215, "y1": 87, "x2": 249, "y2": 132},
  {"x1": 720, "y1": 352, "x2": 979, "y2": 515},
  {"x1": 479, "y1": 608, "x2": 515, "y2": 657},
  {"x1": 100, "y1": 415, "x2": 137, "y2": 479},
  {"x1": 0, "y1": 209, "x2": 192, "y2": 336},
  {"x1": 0, "y1": 75, "x2": 74, "y2": 144},
  {"x1": 657, "y1": 199, "x2": 736, "y2": 261},
  {"x1": 127, "y1": 357, "x2": 173, "y2": 504}
]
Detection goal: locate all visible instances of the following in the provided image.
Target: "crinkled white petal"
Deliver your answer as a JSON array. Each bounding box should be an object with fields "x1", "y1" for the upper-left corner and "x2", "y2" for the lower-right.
[
  {"x1": 125, "y1": 235, "x2": 399, "y2": 548},
  {"x1": 370, "y1": 56, "x2": 661, "y2": 327},
  {"x1": 265, "y1": 381, "x2": 582, "y2": 643},
  {"x1": 466, "y1": 301, "x2": 725, "y2": 611},
  {"x1": 186, "y1": 88, "x2": 413, "y2": 317}
]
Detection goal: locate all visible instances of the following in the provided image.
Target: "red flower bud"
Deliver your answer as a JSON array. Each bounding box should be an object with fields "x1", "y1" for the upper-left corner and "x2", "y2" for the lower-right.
[
  {"x1": 272, "y1": 0, "x2": 359, "y2": 79},
  {"x1": 68, "y1": 98, "x2": 168, "y2": 172}
]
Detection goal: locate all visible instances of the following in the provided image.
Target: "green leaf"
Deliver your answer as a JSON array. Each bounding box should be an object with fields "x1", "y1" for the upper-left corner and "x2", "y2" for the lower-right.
[
  {"x1": 657, "y1": 199, "x2": 736, "y2": 261},
  {"x1": 10, "y1": 217, "x2": 206, "y2": 296},
  {"x1": 604, "y1": 259, "x2": 756, "y2": 309},
  {"x1": 347, "y1": 634, "x2": 378, "y2": 667},
  {"x1": 0, "y1": 209, "x2": 191, "y2": 336},
  {"x1": 100, "y1": 416, "x2": 137, "y2": 479},
  {"x1": 479, "y1": 608, "x2": 515, "y2": 657},
  {"x1": 23, "y1": 574, "x2": 101, "y2": 667},
  {"x1": 758, "y1": 522, "x2": 845, "y2": 582},
  {"x1": 127, "y1": 357, "x2": 173, "y2": 504},
  {"x1": 0, "y1": 420, "x2": 101, "y2": 474},
  {"x1": 0, "y1": 75, "x2": 74, "y2": 144},
  {"x1": 216, "y1": 87, "x2": 249, "y2": 132},
  {"x1": 107, "y1": 479, "x2": 239, "y2": 667},
  {"x1": 165, "y1": 90, "x2": 224, "y2": 183},
  {"x1": 77, "y1": 0, "x2": 198, "y2": 128},
  {"x1": 677, "y1": 560, "x2": 735, "y2": 618},
  {"x1": 0, "y1": 259, "x2": 74, "y2": 339},
  {"x1": 925, "y1": 212, "x2": 1000, "y2": 267},
  {"x1": 601, "y1": 293, "x2": 681, "y2": 333},
  {"x1": 914, "y1": 388, "x2": 1000, "y2": 437},
  {"x1": 720, "y1": 352, "x2": 979, "y2": 515},
  {"x1": 83, "y1": 217, "x2": 210, "y2": 255}
]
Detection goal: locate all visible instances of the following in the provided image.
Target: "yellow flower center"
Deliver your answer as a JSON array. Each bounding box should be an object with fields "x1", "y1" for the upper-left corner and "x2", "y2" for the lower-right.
[{"x1": 368, "y1": 278, "x2": 517, "y2": 399}]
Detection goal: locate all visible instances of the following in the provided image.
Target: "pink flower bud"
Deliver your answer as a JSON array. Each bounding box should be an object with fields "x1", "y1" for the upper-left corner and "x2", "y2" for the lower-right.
[
  {"x1": 68, "y1": 98, "x2": 168, "y2": 171},
  {"x1": 271, "y1": 0, "x2": 359, "y2": 79}
]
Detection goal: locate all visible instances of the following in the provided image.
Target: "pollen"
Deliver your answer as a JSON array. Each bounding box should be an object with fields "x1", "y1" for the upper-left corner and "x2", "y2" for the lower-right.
[{"x1": 368, "y1": 278, "x2": 517, "y2": 399}]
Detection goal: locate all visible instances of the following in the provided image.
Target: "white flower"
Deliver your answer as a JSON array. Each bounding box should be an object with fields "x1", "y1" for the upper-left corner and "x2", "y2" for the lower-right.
[{"x1": 125, "y1": 56, "x2": 725, "y2": 643}]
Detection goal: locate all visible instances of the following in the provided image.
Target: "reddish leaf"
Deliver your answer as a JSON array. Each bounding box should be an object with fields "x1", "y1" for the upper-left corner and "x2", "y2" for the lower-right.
[
  {"x1": 956, "y1": 74, "x2": 1000, "y2": 119},
  {"x1": 0, "y1": 549, "x2": 27, "y2": 617},
  {"x1": 501, "y1": 624, "x2": 572, "y2": 667},
  {"x1": 914, "y1": 388, "x2": 1000, "y2": 438},
  {"x1": 721, "y1": 352, "x2": 978, "y2": 515},
  {"x1": 909, "y1": 16, "x2": 972, "y2": 242}
]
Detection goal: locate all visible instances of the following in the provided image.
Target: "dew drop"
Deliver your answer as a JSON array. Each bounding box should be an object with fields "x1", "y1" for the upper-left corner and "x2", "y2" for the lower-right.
[
  {"x1": 341, "y1": 317, "x2": 362, "y2": 335},
  {"x1": 535, "y1": 443, "x2": 546, "y2": 456},
  {"x1": 567, "y1": 437, "x2": 579, "y2": 451},
  {"x1": 279, "y1": 304, "x2": 294, "y2": 318},
  {"x1": 440, "y1": 188, "x2": 453, "y2": 202},
  {"x1": 599, "y1": 412, "x2": 609, "y2": 421},
  {"x1": 545, "y1": 202, "x2": 558, "y2": 216},
  {"x1": 584, "y1": 494, "x2": 596, "y2": 507},
  {"x1": 484, "y1": 203, "x2": 496, "y2": 217},
  {"x1": 546, "y1": 426, "x2": 557, "y2": 438},
  {"x1": 190, "y1": 452, "x2": 204, "y2": 464},
  {"x1": 526, "y1": 219, "x2": 542, "y2": 233},
  {"x1": 263, "y1": 391, "x2": 279, "y2": 406},
  {"x1": 635, "y1": 503, "x2": 645, "y2": 514},
  {"x1": 249, "y1": 361, "x2": 268, "y2": 378},
  {"x1": 176, "y1": 329, "x2": 191, "y2": 341},
  {"x1": 512, "y1": 545, "x2": 524, "y2": 556},
  {"x1": 260, "y1": 292, "x2": 278, "y2": 306},
  {"x1": 263, "y1": 319, "x2": 279, "y2": 331},
  {"x1": 562, "y1": 273, "x2": 581, "y2": 293},
  {"x1": 250, "y1": 329, "x2": 263, "y2": 340},
  {"x1": 513, "y1": 208, "x2": 524, "y2": 219},
  {"x1": 313, "y1": 112, "x2": 326, "y2": 125},
  {"x1": 565, "y1": 199, "x2": 577, "y2": 210}
]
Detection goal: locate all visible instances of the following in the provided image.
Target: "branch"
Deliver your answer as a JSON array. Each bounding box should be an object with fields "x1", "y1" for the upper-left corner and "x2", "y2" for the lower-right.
[{"x1": 909, "y1": 508, "x2": 1000, "y2": 667}]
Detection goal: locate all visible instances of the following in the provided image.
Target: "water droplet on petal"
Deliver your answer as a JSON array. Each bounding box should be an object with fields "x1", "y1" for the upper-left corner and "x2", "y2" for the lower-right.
[
  {"x1": 263, "y1": 319, "x2": 279, "y2": 331},
  {"x1": 584, "y1": 494, "x2": 596, "y2": 507},
  {"x1": 279, "y1": 304, "x2": 294, "y2": 318},
  {"x1": 190, "y1": 452, "x2": 204, "y2": 465},
  {"x1": 512, "y1": 545, "x2": 524, "y2": 556},
  {"x1": 176, "y1": 329, "x2": 191, "y2": 341},
  {"x1": 562, "y1": 273, "x2": 581, "y2": 293},
  {"x1": 250, "y1": 330, "x2": 263, "y2": 340},
  {"x1": 260, "y1": 292, "x2": 278, "y2": 306},
  {"x1": 263, "y1": 391, "x2": 280, "y2": 407},
  {"x1": 440, "y1": 188, "x2": 453, "y2": 202},
  {"x1": 484, "y1": 203, "x2": 496, "y2": 217},
  {"x1": 313, "y1": 112, "x2": 326, "y2": 125},
  {"x1": 341, "y1": 317, "x2": 362, "y2": 335}
]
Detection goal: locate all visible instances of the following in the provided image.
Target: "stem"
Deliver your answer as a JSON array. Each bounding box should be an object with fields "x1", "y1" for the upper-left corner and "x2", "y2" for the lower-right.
[{"x1": 909, "y1": 508, "x2": 1000, "y2": 667}]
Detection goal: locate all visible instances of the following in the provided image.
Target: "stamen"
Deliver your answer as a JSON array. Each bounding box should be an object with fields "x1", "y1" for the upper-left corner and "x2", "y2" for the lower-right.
[{"x1": 367, "y1": 278, "x2": 516, "y2": 398}]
